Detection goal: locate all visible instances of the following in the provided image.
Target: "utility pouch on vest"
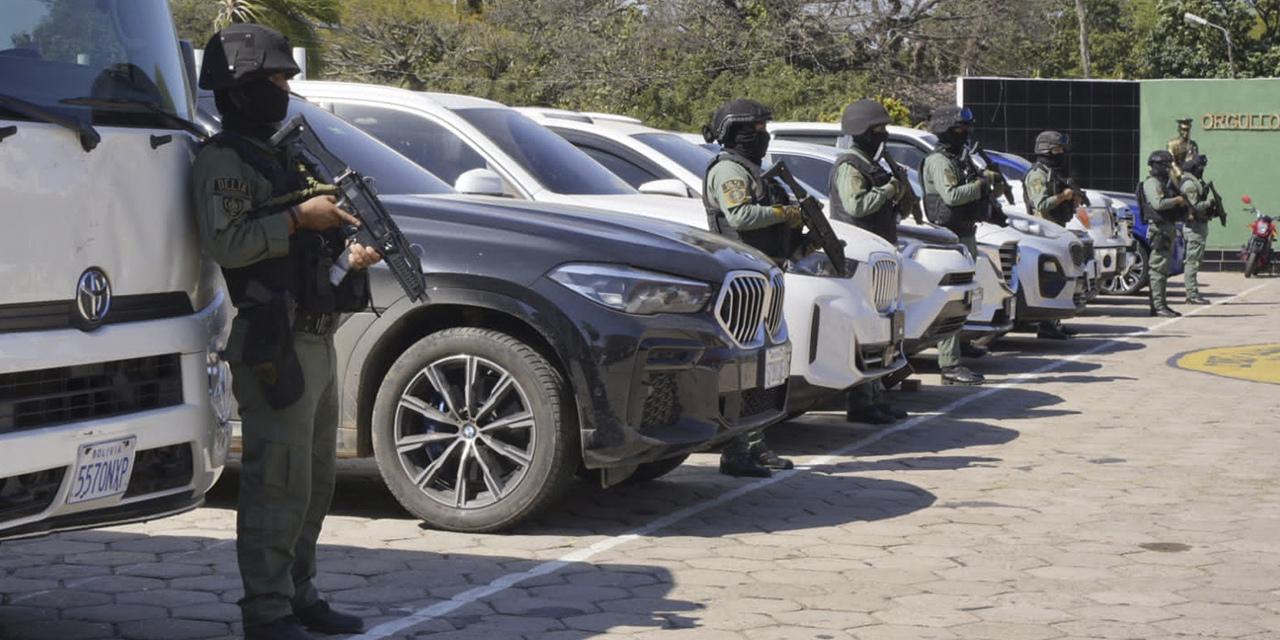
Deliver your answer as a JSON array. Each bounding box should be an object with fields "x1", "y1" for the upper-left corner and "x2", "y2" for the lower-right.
[
  {"x1": 1148, "y1": 227, "x2": 1172, "y2": 253},
  {"x1": 240, "y1": 297, "x2": 304, "y2": 410}
]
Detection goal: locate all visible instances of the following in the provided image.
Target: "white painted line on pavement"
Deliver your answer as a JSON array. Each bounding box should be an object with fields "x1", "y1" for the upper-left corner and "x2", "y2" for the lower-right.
[{"x1": 319, "y1": 280, "x2": 1279, "y2": 640}]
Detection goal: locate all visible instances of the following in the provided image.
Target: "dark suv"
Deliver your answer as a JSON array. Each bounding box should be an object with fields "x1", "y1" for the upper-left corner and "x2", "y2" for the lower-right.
[{"x1": 198, "y1": 95, "x2": 790, "y2": 532}]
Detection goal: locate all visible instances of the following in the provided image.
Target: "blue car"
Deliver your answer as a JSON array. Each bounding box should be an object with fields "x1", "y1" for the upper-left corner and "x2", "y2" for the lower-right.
[{"x1": 984, "y1": 152, "x2": 1185, "y2": 296}]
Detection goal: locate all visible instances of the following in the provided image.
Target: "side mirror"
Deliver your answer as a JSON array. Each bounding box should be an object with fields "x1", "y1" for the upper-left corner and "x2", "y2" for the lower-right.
[
  {"x1": 637, "y1": 178, "x2": 692, "y2": 198},
  {"x1": 454, "y1": 168, "x2": 506, "y2": 196}
]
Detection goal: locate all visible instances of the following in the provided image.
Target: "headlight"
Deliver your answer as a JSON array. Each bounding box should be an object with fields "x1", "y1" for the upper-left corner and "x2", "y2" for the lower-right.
[
  {"x1": 1009, "y1": 217, "x2": 1062, "y2": 239},
  {"x1": 787, "y1": 252, "x2": 841, "y2": 277},
  {"x1": 549, "y1": 263, "x2": 713, "y2": 314}
]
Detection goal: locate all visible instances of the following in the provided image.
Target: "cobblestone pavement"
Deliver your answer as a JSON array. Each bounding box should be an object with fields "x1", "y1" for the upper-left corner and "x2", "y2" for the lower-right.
[{"x1": 3, "y1": 272, "x2": 1279, "y2": 640}]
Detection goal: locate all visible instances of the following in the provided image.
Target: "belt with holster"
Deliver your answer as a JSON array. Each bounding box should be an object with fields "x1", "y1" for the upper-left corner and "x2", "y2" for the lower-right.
[{"x1": 293, "y1": 311, "x2": 340, "y2": 335}]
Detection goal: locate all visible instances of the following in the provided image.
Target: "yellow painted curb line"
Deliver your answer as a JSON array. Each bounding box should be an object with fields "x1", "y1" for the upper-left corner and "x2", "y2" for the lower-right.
[{"x1": 1175, "y1": 343, "x2": 1280, "y2": 385}]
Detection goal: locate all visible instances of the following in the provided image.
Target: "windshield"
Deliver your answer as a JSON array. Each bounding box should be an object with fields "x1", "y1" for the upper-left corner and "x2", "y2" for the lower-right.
[
  {"x1": 197, "y1": 93, "x2": 453, "y2": 196},
  {"x1": 454, "y1": 107, "x2": 635, "y2": 196},
  {"x1": 0, "y1": 0, "x2": 192, "y2": 126},
  {"x1": 633, "y1": 132, "x2": 715, "y2": 176}
]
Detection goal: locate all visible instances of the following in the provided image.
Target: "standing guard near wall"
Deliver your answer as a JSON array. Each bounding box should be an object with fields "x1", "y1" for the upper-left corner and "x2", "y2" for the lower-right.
[
  {"x1": 1139, "y1": 150, "x2": 1189, "y2": 318},
  {"x1": 1178, "y1": 154, "x2": 1213, "y2": 305}
]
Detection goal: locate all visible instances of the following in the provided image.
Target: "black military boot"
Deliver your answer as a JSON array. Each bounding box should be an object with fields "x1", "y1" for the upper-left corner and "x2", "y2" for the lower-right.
[
  {"x1": 846, "y1": 406, "x2": 896, "y2": 425},
  {"x1": 753, "y1": 449, "x2": 794, "y2": 470},
  {"x1": 294, "y1": 601, "x2": 364, "y2": 634},
  {"x1": 719, "y1": 453, "x2": 772, "y2": 478},
  {"x1": 941, "y1": 366, "x2": 985, "y2": 386},
  {"x1": 1153, "y1": 306, "x2": 1179, "y2": 318},
  {"x1": 244, "y1": 615, "x2": 315, "y2": 640},
  {"x1": 1186, "y1": 295, "x2": 1210, "y2": 305},
  {"x1": 876, "y1": 403, "x2": 908, "y2": 420},
  {"x1": 959, "y1": 342, "x2": 988, "y2": 358},
  {"x1": 1037, "y1": 321, "x2": 1070, "y2": 340}
]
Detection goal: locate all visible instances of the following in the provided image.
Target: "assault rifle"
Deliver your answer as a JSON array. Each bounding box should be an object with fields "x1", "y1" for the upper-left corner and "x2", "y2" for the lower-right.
[
  {"x1": 1204, "y1": 181, "x2": 1229, "y2": 227},
  {"x1": 1064, "y1": 175, "x2": 1091, "y2": 207},
  {"x1": 761, "y1": 160, "x2": 850, "y2": 277},
  {"x1": 271, "y1": 114, "x2": 428, "y2": 302},
  {"x1": 963, "y1": 141, "x2": 1016, "y2": 206},
  {"x1": 878, "y1": 143, "x2": 923, "y2": 223}
]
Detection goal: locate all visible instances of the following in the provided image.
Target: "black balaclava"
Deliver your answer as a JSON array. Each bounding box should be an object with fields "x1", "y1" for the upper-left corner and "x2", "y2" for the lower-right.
[
  {"x1": 215, "y1": 76, "x2": 290, "y2": 141},
  {"x1": 1039, "y1": 150, "x2": 1067, "y2": 171},
  {"x1": 853, "y1": 129, "x2": 889, "y2": 156},
  {"x1": 1151, "y1": 161, "x2": 1171, "y2": 179},
  {"x1": 728, "y1": 125, "x2": 770, "y2": 164},
  {"x1": 938, "y1": 127, "x2": 969, "y2": 153}
]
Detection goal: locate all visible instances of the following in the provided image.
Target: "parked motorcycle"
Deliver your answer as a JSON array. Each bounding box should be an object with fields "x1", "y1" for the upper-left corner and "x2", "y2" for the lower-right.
[{"x1": 1241, "y1": 196, "x2": 1276, "y2": 278}]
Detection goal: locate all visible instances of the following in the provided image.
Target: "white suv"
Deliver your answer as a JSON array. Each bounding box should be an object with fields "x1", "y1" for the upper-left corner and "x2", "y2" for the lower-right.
[
  {"x1": 770, "y1": 122, "x2": 1090, "y2": 327},
  {"x1": 290, "y1": 82, "x2": 907, "y2": 415}
]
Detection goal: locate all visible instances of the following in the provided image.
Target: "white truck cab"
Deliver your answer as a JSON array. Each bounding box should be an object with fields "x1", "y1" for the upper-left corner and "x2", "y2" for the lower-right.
[
  {"x1": 0, "y1": 0, "x2": 231, "y2": 540},
  {"x1": 289, "y1": 82, "x2": 907, "y2": 414}
]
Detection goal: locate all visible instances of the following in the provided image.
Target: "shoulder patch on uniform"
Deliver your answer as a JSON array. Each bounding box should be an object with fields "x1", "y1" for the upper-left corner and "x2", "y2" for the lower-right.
[
  {"x1": 942, "y1": 166, "x2": 959, "y2": 186},
  {"x1": 721, "y1": 178, "x2": 750, "y2": 207},
  {"x1": 213, "y1": 177, "x2": 251, "y2": 220},
  {"x1": 214, "y1": 177, "x2": 249, "y2": 196},
  {"x1": 1026, "y1": 171, "x2": 1046, "y2": 194}
]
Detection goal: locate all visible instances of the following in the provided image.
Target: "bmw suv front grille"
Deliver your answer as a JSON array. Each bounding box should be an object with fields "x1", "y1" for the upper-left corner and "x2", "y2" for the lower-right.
[
  {"x1": 715, "y1": 271, "x2": 780, "y2": 348},
  {"x1": 998, "y1": 242, "x2": 1018, "y2": 284},
  {"x1": 870, "y1": 255, "x2": 899, "y2": 313}
]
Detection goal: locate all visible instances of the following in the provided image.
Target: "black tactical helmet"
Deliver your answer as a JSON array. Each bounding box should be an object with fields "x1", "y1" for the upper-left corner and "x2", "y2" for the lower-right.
[
  {"x1": 703, "y1": 98, "x2": 772, "y2": 143},
  {"x1": 199, "y1": 24, "x2": 300, "y2": 91},
  {"x1": 1182, "y1": 153, "x2": 1208, "y2": 172},
  {"x1": 927, "y1": 105, "x2": 974, "y2": 135},
  {"x1": 1148, "y1": 149, "x2": 1175, "y2": 166},
  {"x1": 841, "y1": 100, "x2": 892, "y2": 136},
  {"x1": 1034, "y1": 130, "x2": 1071, "y2": 155}
]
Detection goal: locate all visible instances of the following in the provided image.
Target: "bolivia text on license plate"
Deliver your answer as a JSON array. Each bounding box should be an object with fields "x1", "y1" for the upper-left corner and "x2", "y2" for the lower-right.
[
  {"x1": 764, "y1": 344, "x2": 790, "y2": 389},
  {"x1": 67, "y1": 436, "x2": 137, "y2": 504}
]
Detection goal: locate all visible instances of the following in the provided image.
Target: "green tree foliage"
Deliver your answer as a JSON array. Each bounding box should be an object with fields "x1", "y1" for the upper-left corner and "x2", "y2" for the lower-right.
[{"x1": 172, "y1": 0, "x2": 1280, "y2": 128}]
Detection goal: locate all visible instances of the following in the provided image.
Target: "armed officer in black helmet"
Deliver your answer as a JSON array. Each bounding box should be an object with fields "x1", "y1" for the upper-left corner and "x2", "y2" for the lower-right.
[
  {"x1": 191, "y1": 24, "x2": 378, "y2": 640},
  {"x1": 1022, "y1": 130, "x2": 1082, "y2": 340},
  {"x1": 701, "y1": 98, "x2": 798, "y2": 478},
  {"x1": 828, "y1": 99, "x2": 914, "y2": 424},
  {"x1": 919, "y1": 105, "x2": 996, "y2": 386},
  {"x1": 1140, "y1": 149, "x2": 1188, "y2": 317}
]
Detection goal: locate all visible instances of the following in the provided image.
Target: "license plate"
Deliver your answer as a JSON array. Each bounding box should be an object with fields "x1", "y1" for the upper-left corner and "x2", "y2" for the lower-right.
[
  {"x1": 969, "y1": 288, "x2": 983, "y2": 312},
  {"x1": 890, "y1": 309, "x2": 905, "y2": 342},
  {"x1": 763, "y1": 344, "x2": 790, "y2": 389},
  {"x1": 67, "y1": 437, "x2": 137, "y2": 504}
]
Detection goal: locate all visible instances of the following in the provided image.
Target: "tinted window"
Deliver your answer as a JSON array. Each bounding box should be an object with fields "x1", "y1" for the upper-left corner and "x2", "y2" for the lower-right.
[
  {"x1": 886, "y1": 141, "x2": 928, "y2": 172},
  {"x1": 197, "y1": 94, "x2": 452, "y2": 196},
  {"x1": 771, "y1": 154, "x2": 835, "y2": 195},
  {"x1": 332, "y1": 102, "x2": 487, "y2": 186},
  {"x1": 633, "y1": 133, "x2": 715, "y2": 176},
  {"x1": 0, "y1": 0, "x2": 192, "y2": 126},
  {"x1": 579, "y1": 146, "x2": 663, "y2": 188},
  {"x1": 455, "y1": 108, "x2": 635, "y2": 196},
  {"x1": 772, "y1": 132, "x2": 840, "y2": 147}
]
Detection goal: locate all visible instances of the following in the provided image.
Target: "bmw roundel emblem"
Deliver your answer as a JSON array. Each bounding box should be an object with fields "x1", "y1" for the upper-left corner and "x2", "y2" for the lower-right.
[{"x1": 75, "y1": 267, "x2": 112, "y2": 330}]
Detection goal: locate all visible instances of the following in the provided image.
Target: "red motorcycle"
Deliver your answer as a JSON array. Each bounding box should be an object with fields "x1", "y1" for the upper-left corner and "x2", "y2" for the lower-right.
[{"x1": 1241, "y1": 196, "x2": 1276, "y2": 278}]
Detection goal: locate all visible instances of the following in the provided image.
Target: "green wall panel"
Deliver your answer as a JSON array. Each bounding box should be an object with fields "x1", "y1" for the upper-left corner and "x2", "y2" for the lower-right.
[{"x1": 1140, "y1": 78, "x2": 1280, "y2": 251}]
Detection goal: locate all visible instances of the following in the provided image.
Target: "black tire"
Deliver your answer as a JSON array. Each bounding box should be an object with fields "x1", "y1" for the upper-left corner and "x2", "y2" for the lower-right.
[
  {"x1": 577, "y1": 453, "x2": 692, "y2": 485},
  {"x1": 1101, "y1": 241, "x2": 1148, "y2": 296},
  {"x1": 1244, "y1": 251, "x2": 1258, "y2": 278},
  {"x1": 370, "y1": 327, "x2": 578, "y2": 533}
]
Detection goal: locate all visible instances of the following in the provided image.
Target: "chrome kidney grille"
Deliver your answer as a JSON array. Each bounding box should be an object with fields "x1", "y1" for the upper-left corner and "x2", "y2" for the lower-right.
[
  {"x1": 715, "y1": 271, "x2": 781, "y2": 347},
  {"x1": 870, "y1": 255, "x2": 899, "y2": 314},
  {"x1": 998, "y1": 242, "x2": 1018, "y2": 284}
]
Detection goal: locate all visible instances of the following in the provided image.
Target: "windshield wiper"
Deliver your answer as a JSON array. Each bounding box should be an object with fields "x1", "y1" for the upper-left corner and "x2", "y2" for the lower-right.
[
  {"x1": 0, "y1": 92, "x2": 100, "y2": 152},
  {"x1": 60, "y1": 97, "x2": 209, "y2": 140}
]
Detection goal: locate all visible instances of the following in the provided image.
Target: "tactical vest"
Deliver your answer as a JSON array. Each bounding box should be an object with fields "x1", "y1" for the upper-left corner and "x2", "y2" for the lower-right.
[
  {"x1": 920, "y1": 149, "x2": 984, "y2": 236},
  {"x1": 1022, "y1": 163, "x2": 1076, "y2": 226},
  {"x1": 828, "y1": 150, "x2": 898, "y2": 244},
  {"x1": 1138, "y1": 175, "x2": 1188, "y2": 224},
  {"x1": 206, "y1": 131, "x2": 368, "y2": 313},
  {"x1": 702, "y1": 150, "x2": 799, "y2": 261}
]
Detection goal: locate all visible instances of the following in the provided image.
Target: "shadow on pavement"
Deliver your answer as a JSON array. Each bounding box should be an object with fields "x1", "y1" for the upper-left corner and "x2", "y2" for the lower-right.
[{"x1": 0, "y1": 530, "x2": 703, "y2": 640}]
